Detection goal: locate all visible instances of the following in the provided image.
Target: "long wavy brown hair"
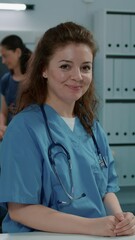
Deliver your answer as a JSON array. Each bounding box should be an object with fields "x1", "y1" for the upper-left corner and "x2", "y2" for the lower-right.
[{"x1": 17, "y1": 22, "x2": 98, "y2": 135}]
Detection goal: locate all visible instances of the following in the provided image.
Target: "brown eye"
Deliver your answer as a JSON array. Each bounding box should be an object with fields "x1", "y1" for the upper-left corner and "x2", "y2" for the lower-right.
[
  {"x1": 81, "y1": 65, "x2": 92, "y2": 72},
  {"x1": 60, "y1": 64, "x2": 70, "y2": 70}
]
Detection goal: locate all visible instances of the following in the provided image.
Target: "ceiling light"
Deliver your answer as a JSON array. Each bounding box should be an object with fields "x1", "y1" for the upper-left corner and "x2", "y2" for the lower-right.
[{"x1": 0, "y1": 3, "x2": 35, "y2": 11}]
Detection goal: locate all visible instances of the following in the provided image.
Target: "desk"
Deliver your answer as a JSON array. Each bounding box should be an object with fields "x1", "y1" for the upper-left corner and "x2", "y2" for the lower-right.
[{"x1": 0, "y1": 232, "x2": 135, "y2": 240}]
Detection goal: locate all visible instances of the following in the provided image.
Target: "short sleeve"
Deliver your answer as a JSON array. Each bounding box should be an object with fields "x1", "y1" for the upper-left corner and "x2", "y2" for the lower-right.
[
  {"x1": 0, "y1": 113, "x2": 43, "y2": 206},
  {"x1": 0, "y1": 72, "x2": 10, "y2": 95},
  {"x1": 94, "y1": 121, "x2": 120, "y2": 194}
]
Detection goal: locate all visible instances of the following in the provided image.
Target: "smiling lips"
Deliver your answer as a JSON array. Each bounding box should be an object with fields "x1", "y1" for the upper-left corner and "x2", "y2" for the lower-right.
[{"x1": 67, "y1": 85, "x2": 82, "y2": 90}]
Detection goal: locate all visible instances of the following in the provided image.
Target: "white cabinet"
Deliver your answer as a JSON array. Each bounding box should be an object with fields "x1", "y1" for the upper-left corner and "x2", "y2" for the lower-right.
[{"x1": 93, "y1": 10, "x2": 135, "y2": 209}]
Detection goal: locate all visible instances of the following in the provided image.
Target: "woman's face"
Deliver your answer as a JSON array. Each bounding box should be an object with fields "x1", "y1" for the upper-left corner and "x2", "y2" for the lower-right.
[
  {"x1": 43, "y1": 43, "x2": 93, "y2": 105},
  {"x1": 0, "y1": 46, "x2": 21, "y2": 70}
]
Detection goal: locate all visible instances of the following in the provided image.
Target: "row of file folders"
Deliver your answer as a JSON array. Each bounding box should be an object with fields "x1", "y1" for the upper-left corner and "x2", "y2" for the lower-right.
[
  {"x1": 105, "y1": 58, "x2": 135, "y2": 99},
  {"x1": 111, "y1": 146, "x2": 135, "y2": 187},
  {"x1": 104, "y1": 103, "x2": 135, "y2": 144},
  {"x1": 106, "y1": 13, "x2": 135, "y2": 54}
]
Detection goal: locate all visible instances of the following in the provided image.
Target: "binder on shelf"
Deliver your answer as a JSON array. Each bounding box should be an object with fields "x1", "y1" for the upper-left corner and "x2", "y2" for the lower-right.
[
  {"x1": 105, "y1": 58, "x2": 113, "y2": 98},
  {"x1": 114, "y1": 103, "x2": 123, "y2": 143},
  {"x1": 112, "y1": 146, "x2": 135, "y2": 187},
  {"x1": 113, "y1": 59, "x2": 122, "y2": 98},
  {"x1": 131, "y1": 15, "x2": 135, "y2": 53},
  {"x1": 106, "y1": 14, "x2": 122, "y2": 53},
  {"x1": 121, "y1": 103, "x2": 130, "y2": 143},
  {"x1": 129, "y1": 103, "x2": 135, "y2": 143},
  {"x1": 121, "y1": 59, "x2": 131, "y2": 98},
  {"x1": 130, "y1": 59, "x2": 135, "y2": 98},
  {"x1": 104, "y1": 103, "x2": 113, "y2": 143},
  {"x1": 105, "y1": 103, "x2": 122, "y2": 144},
  {"x1": 121, "y1": 15, "x2": 130, "y2": 54},
  {"x1": 105, "y1": 103, "x2": 132, "y2": 144}
]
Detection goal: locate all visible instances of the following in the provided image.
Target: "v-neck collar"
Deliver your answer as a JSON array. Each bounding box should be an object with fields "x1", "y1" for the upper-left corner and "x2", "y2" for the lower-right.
[{"x1": 43, "y1": 104, "x2": 87, "y2": 139}]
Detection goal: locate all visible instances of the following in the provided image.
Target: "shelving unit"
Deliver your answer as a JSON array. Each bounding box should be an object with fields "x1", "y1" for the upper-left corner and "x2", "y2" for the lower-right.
[{"x1": 93, "y1": 10, "x2": 135, "y2": 212}]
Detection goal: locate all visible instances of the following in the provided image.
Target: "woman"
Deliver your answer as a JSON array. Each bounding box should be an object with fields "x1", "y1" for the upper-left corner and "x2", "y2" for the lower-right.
[
  {"x1": 0, "y1": 22, "x2": 135, "y2": 236},
  {"x1": 0, "y1": 35, "x2": 32, "y2": 140}
]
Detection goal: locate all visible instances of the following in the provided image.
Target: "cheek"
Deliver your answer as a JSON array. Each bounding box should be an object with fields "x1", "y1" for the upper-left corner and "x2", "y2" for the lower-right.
[
  {"x1": 83, "y1": 76, "x2": 92, "y2": 93},
  {"x1": 49, "y1": 70, "x2": 65, "y2": 83},
  {"x1": 85, "y1": 74, "x2": 92, "y2": 85},
  {"x1": 7, "y1": 57, "x2": 14, "y2": 64}
]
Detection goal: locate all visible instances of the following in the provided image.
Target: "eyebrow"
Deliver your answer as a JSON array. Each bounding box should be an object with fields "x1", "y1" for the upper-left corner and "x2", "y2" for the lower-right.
[
  {"x1": 59, "y1": 60, "x2": 72, "y2": 63},
  {"x1": 59, "y1": 60, "x2": 92, "y2": 64}
]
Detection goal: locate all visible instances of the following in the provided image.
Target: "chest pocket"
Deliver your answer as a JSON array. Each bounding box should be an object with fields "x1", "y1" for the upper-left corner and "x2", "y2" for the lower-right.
[{"x1": 92, "y1": 154, "x2": 108, "y2": 198}]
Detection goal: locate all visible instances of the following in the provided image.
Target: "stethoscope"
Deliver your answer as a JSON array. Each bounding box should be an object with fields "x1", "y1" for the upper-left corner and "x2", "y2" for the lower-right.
[{"x1": 40, "y1": 104, "x2": 107, "y2": 206}]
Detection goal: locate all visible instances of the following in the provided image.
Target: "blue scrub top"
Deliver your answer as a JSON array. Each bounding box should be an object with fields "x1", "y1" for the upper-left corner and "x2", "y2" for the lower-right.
[
  {"x1": 0, "y1": 104, "x2": 119, "y2": 233},
  {"x1": 0, "y1": 72, "x2": 19, "y2": 123}
]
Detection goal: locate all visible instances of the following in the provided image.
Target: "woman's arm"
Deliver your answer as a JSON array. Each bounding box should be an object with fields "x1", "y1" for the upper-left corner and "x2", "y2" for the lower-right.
[
  {"x1": 103, "y1": 192, "x2": 122, "y2": 216},
  {"x1": 0, "y1": 95, "x2": 8, "y2": 125},
  {"x1": 0, "y1": 95, "x2": 8, "y2": 139},
  {"x1": 8, "y1": 202, "x2": 117, "y2": 237}
]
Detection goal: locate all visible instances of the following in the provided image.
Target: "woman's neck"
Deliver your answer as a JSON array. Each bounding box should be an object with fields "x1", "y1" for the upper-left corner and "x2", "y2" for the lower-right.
[
  {"x1": 13, "y1": 66, "x2": 25, "y2": 81},
  {"x1": 13, "y1": 72, "x2": 25, "y2": 82},
  {"x1": 46, "y1": 99, "x2": 75, "y2": 118}
]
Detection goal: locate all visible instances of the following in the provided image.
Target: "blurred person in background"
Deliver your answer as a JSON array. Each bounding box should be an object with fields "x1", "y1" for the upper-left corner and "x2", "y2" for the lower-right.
[{"x1": 0, "y1": 35, "x2": 32, "y2": 140}]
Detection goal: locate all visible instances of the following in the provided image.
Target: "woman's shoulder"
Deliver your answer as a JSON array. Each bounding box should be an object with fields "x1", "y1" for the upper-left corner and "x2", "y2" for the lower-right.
[
  {"x1": 0, "y1": 72, "x2": 11, "y2": 94},
  {"x1": 0, "y1": 72, "x2": 11, "y2": 84},
  {"x1": 92, "y1": 119, "x2": 107, "y2": 139},
  {"x1": 92, "y1": 119, "x2": 102, "y2": 130},
  {"x1": 2, "y1": 105, "x2": 43, "y2": 147},
  {"x1": 10, "y1": 104, "x2": 41, "y2": 126}
]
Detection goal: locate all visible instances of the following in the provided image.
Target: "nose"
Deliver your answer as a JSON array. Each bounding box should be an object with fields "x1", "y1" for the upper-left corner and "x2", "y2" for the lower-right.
[{"x1": 71, "y1": 67, "x2": 83, "y2": 82}]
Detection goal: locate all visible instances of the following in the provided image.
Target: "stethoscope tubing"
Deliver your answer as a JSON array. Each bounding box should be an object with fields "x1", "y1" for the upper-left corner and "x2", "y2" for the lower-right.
[
  {"x1": 40, "y1": 104, "x2": 106, "y2": 168},
  {"x1": 40, "y1": 104, "x2": 107, "y2": 204}
]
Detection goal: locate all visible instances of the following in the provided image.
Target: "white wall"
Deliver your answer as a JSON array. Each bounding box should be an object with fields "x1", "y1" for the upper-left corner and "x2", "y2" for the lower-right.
[
  {"x1": 0, "y1": 0, "x2": 135, "y2": 47},
  {"x1": 0, "y1": 0, "x2": 135, "y2": 35}
]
